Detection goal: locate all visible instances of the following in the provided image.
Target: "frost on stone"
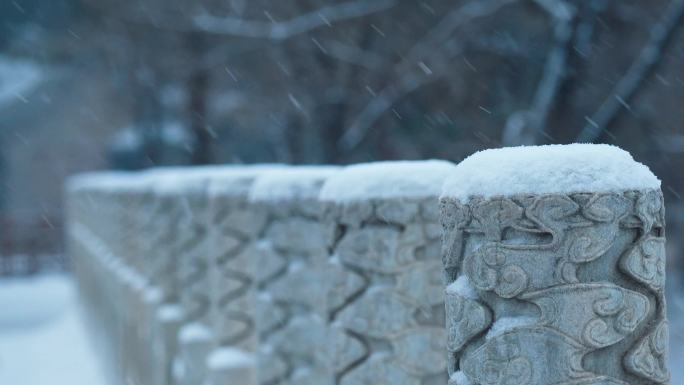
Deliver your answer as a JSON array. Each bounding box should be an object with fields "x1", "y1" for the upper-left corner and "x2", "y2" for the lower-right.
[
  {"x1": 449, "y1": 371, "x2": 472, "y2": 385},
  {"x1": 157, "y1": 304, "x2": 184, "y2": 323},
  {"x1": 446, "y1": 275, "x2": 478, "y2": 300},
  {"x1": 319, "y1": 160, "x2": 456, "y2": 202},
  {"x1": 485, "y1": 316, "x2": 538, "y2": 340},
  {"x1": 441, "y1": 144, "x2": 660, "y2": 202},
  {"x1": 206, "y1": 347, "x2": 256, "y2": 370},
  {"x1": 179, "y1": 322, "x2": 212, "y2": 343}
]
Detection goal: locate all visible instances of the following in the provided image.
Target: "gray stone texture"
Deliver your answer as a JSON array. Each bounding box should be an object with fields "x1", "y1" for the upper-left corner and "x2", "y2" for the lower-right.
[
  {"x1": 252, "y1": 197, "x2": 330, "y2": 385},
  {"x1": 322, "y1": 197, "x2": 447, "y2": 385},
  {"x1": 206, "y1": 174, "x2": 266, "y2": 385},
  {"x1": 440, "y1": 189, "x2": 669, "y2": 385}
]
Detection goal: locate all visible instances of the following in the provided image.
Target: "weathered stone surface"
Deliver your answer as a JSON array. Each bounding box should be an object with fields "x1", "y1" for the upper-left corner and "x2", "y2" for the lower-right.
[
  {"x1": 462, "y1": 327, "x2": 591, "y2": 385},
  {"x1": 327, "y1": 323, "x2": 366, "y2": 373},
  {"x1": 249, "y1": 170, "x2": 337, "y2": 385},
  {"x1": 441, "y1": 190, "x2": 670, "y2": 385},
  {"x1": 624, "y1": 320, "x2": 670, "y2": 383},
  {"x1": 325, "y1": 197, "x2": 447, "y2": 385},
  {"x1": 521, "y1": 283, "x2": 649, "y2": 349},
  {"x1": 392, "y1": 327, "x2": 447, "y2": 376},
  {"x1": 207, "y1": 180, "x2": 265, "y2": 361},
  {"x1": 340, "y1": 353, "x2": 421, "y2": 385},
  {"x1": 619, "y1": 236, "x2": 666, "y2": 293},
  {"x1": 445, "y1": 292, "x2": 491, "y2": 353}
]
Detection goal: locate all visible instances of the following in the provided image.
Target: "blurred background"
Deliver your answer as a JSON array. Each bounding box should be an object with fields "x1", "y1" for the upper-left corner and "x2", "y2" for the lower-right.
[{"x1": 0, "y1": 0, "x2": 682, "y2": 383}]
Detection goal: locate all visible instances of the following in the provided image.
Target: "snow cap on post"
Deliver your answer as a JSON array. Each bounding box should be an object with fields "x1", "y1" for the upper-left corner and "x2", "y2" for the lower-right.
[
  {"x1": 319, "y1": 160, "x2": 456, "y2": 203},
  {"x1": 441, "y1": 144, "x2": 660, "y2": 202},
  {"x1": 248, "y1": 166, "x2": 340, "y2": 203},
  {"x1": 149, "y1": 165, "x2": 244, "y2": 197},
  {"x1": 207, "y1": 164, "x2": 286, "y2": 198},
  {"x1": 66, "y1": 171, "x2": 143, "y2": 194}
]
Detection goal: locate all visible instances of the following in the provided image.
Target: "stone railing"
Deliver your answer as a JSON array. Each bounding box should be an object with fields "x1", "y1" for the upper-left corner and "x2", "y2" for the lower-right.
[{"x1": 65, "y1": 145, "x2": 671, "y2": 385}]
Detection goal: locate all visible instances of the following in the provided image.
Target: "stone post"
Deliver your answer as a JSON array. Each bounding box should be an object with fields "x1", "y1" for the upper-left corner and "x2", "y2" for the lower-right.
[
  {"x1": 318, "y1": 160, "x2": 456, "y2": 385},
  {"x1": 204, "y1": 166, "x2": 283, "y2": 385},
  {"x1": 439, "y1": 144, "x2": 669, "y2": 385},
  {"x1": 148, "y1": 171, "x2": 191, "y2": 385},
  {"x1": 170, "y1": 167, "x2": 251, "y2": 385},
  {"x1": 147, "y1": 167, "x2": 235, "y2": 385},
  {"x1": 248, "y1": 167, "x2": 339, "y2": 385}
]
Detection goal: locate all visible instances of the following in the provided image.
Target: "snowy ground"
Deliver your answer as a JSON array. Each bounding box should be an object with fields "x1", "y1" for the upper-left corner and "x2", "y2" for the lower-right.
[{"x1": 0, "y1": 275, "x2": 107, "y2": 385}]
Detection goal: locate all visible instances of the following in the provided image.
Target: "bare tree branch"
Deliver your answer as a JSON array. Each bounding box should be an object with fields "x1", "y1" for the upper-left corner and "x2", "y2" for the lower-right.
[
  {"x1": 318, "y1": 39, "x2": 390, "y2": 70},
  {"x1": 192, "y1": 0, "x2": 396, "y2": 40},
  {"x1": 337, "y1": 41, "x2": 465, "y2": 152},
  {"x1": 575, "y1": 0, "x2": 684, "y2": 143},
  {"x1": 502, "y1": 0, "x2": 575, "y2": 146},
  {"x1": 399, "y1": 0, "x2": 518, "y2": 74},
  {"x1": 338, "y1": 0, "x2": 517, "y2": 151}
]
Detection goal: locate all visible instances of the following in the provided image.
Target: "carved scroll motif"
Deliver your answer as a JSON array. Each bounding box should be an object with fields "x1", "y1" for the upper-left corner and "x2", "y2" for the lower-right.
[
  {"x1": 521, "y1": 283, "x2": 649, "y2": 349},
  {"x1": 441, "y1": 190, "x2": 669, "y2": 385},
  {"x1": 624, "y1": 320, "x2": 670, "y2": 383}
]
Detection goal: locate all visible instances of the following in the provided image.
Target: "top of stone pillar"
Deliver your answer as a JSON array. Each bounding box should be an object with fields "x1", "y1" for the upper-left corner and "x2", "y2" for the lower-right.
[
  {"x1": 65, "y1": 171, "x2": 141, "y2": 194},
  {"x1": 150, "y1": 165, "x2": 244, "y2": 197},
  {"x1": 248, "y1": 166, "x2": 340, "y2": 203},
  {"x1": 441, "y1": 144, "x2": 660, "y2": 202},
  {"x1": 319, "y1": 160, "x2": 456, "y2": 203},
  {"x1": 207, "y1": 164, "x2": 286, "y2": 198}
]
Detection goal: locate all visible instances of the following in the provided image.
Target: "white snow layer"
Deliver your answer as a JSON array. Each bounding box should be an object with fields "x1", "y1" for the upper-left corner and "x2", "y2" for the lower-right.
[
  {"x1": 0, "y1": 275, "x2": 108, "y2": 385},
  {"x1": 207, "y1": 347, "x2": 256, "y2": 370},
  {"x1": 157, "y1": 304, "x2": 184, "y2": 322},
  {"x1": 249, "y1": 166, "x2": 340, "y2": 202},
  {"x1": 151, "y1": 165, "x2": 256, "y2": 195},
  {"x1": 446, "y1": 275, "x2": 478, "y2": 300},
  {"x1": 450, "y1": 371, "x2": 472, "y2": 385},
  {"x1": 486, "y1": 316, "x2": 538, "y2": 340},
  {"x1": 179, "y1": 322, "x2": 212, "y2": 343},
  {"x1": 207, "y1": 164, "x2": 286, "y2": 197},
  {"x1": 441, "y1": 144, "x2": 660, "y2": 201},
  {"x1": 319, "y1": 160, "x2": 456, "y2": 202}
]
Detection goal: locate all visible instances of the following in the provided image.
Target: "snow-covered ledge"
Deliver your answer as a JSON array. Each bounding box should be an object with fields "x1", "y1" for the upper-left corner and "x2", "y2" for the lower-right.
[
  {"x1": 318, "y1": 160, "x2": 456, "y2": 385},
  {"x1": 439, "y1": 144, "x2": 669, "y2": 385},
  {"x1": 248, "y1": 166, "x2": 339, "y2": 385}
]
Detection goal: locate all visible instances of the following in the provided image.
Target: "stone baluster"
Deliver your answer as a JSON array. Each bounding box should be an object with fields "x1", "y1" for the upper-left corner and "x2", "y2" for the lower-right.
[
  {"x1": 439, "y1": 144, "x2": 670, "y2": 385},
  {"x1": 146, "y1": 171, "x2": 192, "y2": 385},
  {"x1": 318, "y1": 160, "x2": 456, "y2": 385},
  {"x1": 171, "y1": 167, "x2": 245, "y2": 385},
  {"x1": 248, "y1": 167, "x2": 339, "y2": 385},
  {"x1": 204, "y1": 166, "x2": 283, "y2": 385}
]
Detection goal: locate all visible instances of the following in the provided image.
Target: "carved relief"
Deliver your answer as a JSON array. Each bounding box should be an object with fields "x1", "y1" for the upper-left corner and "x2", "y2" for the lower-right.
[
  {"x1": 441, "y1": 189, "x2": 669, "y2": 385},
  {"x1": 392, "y1": 328, "x2": 447, "y2": 376},
  {"x1": 624, "y1": 320, "x2": 670, "y2": 383},
  {"x1": 336, "y1": 288, "x2": 417, "y2": 337},
  {"x1": 445, "y1": 291, "x2": 491, "y2": 352},
  {"x1": 253, "y1": 198, "x2": 331, "y2": 385},
  {"x1": 463, "y1": 194, "x2": 629, "y2": 299},
  {"x1": 210, "y1": 195, "x2": 266, "y2": 350},
  {"x1": 328, "y1": 197, "x2": 447, "y2": 385},
  {"x1": 462, "y1": 327, "x2": 591, "y2": 385},
  {"x1": 619, "y1": 236, "x2": 666, "y2": 293},
  {"x1": 177, "y1": 194, "x2": 212, "y2": 325},
  {"x1": 340, "y1": 353, "x2": 421, "y2": 385},
  {"x1": 522, "y1": 283, "x2": 649, "y2": 348}
]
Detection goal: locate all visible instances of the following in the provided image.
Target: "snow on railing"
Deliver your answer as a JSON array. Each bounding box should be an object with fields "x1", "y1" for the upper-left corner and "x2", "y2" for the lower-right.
[{"x1": 65, "y1": 145, "x2": 671, "y2": 385}]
